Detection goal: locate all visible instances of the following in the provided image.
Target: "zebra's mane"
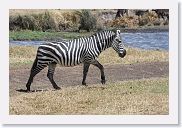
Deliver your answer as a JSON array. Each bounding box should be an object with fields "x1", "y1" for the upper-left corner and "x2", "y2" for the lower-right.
[
  {"x1": 66, "y1": 30, "x2": 116, "y2": 44},
  {"x1": 91, "y1": 30, "x2": 116, "y2": 38},
  {"x1": 90, "y1": 30, "x2": 116, "y2": 45}
]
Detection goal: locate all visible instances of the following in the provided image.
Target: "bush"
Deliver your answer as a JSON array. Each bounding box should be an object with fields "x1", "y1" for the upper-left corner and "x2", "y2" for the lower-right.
[
  {"x1": 78, "y1": 10, "x2": 97, "y2": 32},
  {"x1": 138, "y1": 11, "x2": 158, "y2": 26},
  {"x1": 34, "y1": 12, "x2": 58, "y2": 32},
  {"x1": 153, "y1": 19, "x2": 161, "y2": 26},
  {"x1": 108, "y1": 15, "x2": 139, "y2": 28},
  {"x1": 9, "y1": 15, "x2": 38, "y2": 31},
  {"x1": 9, "y1": 12, "x2": 58, "y2": 32},
  {"x1": 59, "y1": 12, "x2": 80, "y2": 31},
  {"x1": 9, "y1": 16, "x2": 18, "y2": 31},
  {"x1": 10, "y1": 10, "x2": 168, "y2": 32},
  {"x1": 138, "y1": 16, "x2": 148, "y2": 26},
  {"x1": 96, "y1": 18, "x2": 105, "y2": 31}
]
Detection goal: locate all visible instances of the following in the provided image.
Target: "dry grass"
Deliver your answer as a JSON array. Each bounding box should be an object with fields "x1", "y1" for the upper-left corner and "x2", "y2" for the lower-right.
[
  {"x1": 9, "y1": 9, "x2": 115, "y2": 17},
  {"x1": 99, "y1": 47, "x2": 168, "y2": 64},
  {"x1": 9, "y1": 46, "x2": 37, "y2": 66},
  {"x1": 9, "y1": 77, "x2": 168, "y2": 115},
  {"x1": 9, "y1": 9, "x2": 81, "y2": 31},
  {"x1": 9, "y1": 46, "x2": 168, "y2": 68},
  {"x1": 9, "y1": 9, "x2": 75, "y2": 16}
]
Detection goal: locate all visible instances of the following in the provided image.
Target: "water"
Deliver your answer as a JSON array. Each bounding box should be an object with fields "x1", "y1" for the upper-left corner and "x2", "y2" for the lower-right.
[
  {"x1": 121, "y1": 32, "x2": 168, "y2": 50},
  {"x1": 10, "y1": 41, "x2": 45, "y2": 46},
  {"x1": 10, "y1": 32, "x2": 169, "y2": 51}
]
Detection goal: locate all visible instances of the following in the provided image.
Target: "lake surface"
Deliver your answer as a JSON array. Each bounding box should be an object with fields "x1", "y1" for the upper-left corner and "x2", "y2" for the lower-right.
[
  {"x1": 10, "y1": 32, "x2": 169, "y2": 51},
  {"x1": 121, "y1": 32, "x2": 168, "y2": 50}
]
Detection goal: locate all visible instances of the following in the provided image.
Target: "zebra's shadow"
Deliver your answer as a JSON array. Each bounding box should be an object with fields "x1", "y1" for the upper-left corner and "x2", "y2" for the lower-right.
[{"x1": 16, "y1": 89, "x2": 51, "y2": 93}]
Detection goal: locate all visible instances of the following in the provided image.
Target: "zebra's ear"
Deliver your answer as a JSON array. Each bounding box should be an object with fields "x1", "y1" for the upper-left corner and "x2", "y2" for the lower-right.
[{"x1": 116, "y1": 30, "x2": 121, "y2": 35}]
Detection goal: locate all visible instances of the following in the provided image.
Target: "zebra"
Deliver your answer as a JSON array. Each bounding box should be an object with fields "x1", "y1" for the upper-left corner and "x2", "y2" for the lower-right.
[{"x1": 26, "y1": 30, "x2": 126, "y2": 91}]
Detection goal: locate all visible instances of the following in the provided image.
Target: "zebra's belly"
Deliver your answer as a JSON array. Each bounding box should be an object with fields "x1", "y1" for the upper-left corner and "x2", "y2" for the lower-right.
[
  {"x1": 58, "y1": 60, "x2": 83, "y2": 67},
  {"x1": 38, "y1": 56, "x2": 83, "y2": 67}
]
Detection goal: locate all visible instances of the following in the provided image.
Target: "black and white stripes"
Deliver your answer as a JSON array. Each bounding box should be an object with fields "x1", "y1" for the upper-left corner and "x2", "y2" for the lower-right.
[{"x1": 26, "y1": 30, "x2": 126, "y2": 91}]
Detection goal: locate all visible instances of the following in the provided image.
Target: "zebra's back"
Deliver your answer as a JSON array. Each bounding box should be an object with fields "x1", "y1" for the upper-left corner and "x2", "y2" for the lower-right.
[{"x1": 37, "y1": 41, "x2": 85, "y2": 67}]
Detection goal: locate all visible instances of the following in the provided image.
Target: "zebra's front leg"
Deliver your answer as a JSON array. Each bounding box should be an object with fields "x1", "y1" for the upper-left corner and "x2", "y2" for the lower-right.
[
  {"x1": 82, "y1": 63, "x2": 90, "y2": 86},
  {"x1": 47, "y1": 62, "x2": 61, "y2": 90},
  {"x1": 92, "y1": 60, "x2": 106, "y2": 84}
]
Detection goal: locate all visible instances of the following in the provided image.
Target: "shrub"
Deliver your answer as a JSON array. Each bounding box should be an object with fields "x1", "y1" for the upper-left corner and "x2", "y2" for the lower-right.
[
  {"x1": 96, "y1": 18, "x2": 105, "y2": 31},
  {"x1": 138, "y1": 11, "x2": 158, "y2": 26},
  {"x1": 108, "y1": 15, "x2": 139, "y2": 28},
  {"x1": 9, "y1": 16, "x2": 18, "y2": 31},
  {"x1": 138, "y1": 16, "x2": 148, "y2": 26},
  {"x1": 9, "y1": 12, "x2": 58, "y2": 32},
  {"x1": 153, "y1": 19, "x2": 162, "y2": 26},
  {"x1": 59, "y1": 11, "x2": 80, "y2": 31},
  {"x1": 77, "y1": 10, "x2": 97, "y2": 32},
  {"x1": 35, "y1": 12, "x2": 58, "y2": 32},
  {"x1": 9, "y1": 15, "x2": 38, "y2": 31}
]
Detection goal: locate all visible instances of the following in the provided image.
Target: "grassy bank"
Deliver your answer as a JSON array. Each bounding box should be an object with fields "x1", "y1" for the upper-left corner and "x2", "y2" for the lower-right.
[
  {"x1": 9, "y1": 28, "x2": 168, "y2": 41},
  {"x1": 9, "y1": 46, "x2": 168, "y2": 68},
  {"x1": 10, "y1": 77, "x2": 168, "y2": 115},
  {"x1": 9, "y1": 31, "x2": 94, "y2": 41}
]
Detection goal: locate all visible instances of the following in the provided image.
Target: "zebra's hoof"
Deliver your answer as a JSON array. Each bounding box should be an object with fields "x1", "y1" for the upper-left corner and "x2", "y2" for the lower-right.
[
  {"x1": 101, "y1": 80, "x2": 106, "y2": 84},
  {"x1": 54, "y1": 86, "x2": 61, "y2": 90},
  {"x1": 26, "y1": 89, "x2": 31, "y2": 92},
  {"x1": 26, "y1": 86, "x2": 30, "y2": 91},
  {"x1": 82, "y1": 82, "x2": 88, "y2": 86}
]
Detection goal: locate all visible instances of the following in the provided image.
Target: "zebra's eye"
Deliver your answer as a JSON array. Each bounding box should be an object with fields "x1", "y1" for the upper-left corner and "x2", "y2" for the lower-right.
[{"x1": 116, "y1": 39, "x2": 121, "y2": 43}]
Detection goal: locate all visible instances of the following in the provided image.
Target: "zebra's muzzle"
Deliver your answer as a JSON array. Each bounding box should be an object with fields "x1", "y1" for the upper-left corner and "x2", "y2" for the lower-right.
[{"x1": 118, "y1": 49, "x2": 126, "y2": 58}]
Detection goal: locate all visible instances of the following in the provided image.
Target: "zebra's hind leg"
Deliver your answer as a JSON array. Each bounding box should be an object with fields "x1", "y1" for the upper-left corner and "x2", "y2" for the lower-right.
[
  {"x1": 92, "y1": 60, "x2": 106, "y2": 84},
  {"x1": 26, "y1": 57, "x2": 47, "y2": 91},
  {"x1": 82, "y1": 62, "x2": 90, "y2": 86},
  {"x1": 47, "y1": 62, "x2": 61, "y2": 90}
]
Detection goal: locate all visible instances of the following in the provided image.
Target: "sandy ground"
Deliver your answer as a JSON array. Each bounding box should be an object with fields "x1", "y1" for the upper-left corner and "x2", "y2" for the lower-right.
[{"x1": 9, "y1": 61, "x2": 168, "y2": 97}]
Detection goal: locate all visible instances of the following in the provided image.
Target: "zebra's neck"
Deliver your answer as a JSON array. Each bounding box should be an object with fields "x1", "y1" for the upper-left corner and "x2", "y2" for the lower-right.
[
  {"x1": 68, "y1": 30, "x2": 115, "y2": 50},
  {"x1": 93, "y1": 31, "x2": 115, "y2": 52},
  {"x1": 67, "y1": 31, "x2": 116, "y2": 59}
]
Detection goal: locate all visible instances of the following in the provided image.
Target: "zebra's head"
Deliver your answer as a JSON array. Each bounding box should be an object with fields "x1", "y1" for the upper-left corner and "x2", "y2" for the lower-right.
[{"x1": 111, "y1": 30, "x2": 126, "y2": 58}]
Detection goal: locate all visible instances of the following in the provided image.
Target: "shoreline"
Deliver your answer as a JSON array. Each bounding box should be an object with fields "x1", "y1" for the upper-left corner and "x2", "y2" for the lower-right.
[
  {"x1": 120, "y1": 26, "x2": 169, "y2": 33},
  {"x1": 9, "y1": 26, "x2": 169, "y2": 41}
]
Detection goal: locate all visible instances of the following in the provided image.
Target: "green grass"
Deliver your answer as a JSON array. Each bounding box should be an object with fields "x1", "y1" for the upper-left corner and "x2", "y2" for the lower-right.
[
  {"x1": 10, "y1": 77, "x2": 168, "y2": 115},
  {"x1": 10, "y1": 31, "x2": 94, "y2": 41},
  {"x1": 9, "y1": 28, "x2": 169, "y2": 41}
]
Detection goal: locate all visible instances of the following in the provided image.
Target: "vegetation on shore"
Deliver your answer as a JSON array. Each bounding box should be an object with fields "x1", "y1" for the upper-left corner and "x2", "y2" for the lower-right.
[
  {"x1": 10, "y1": 77, "x2": 168, "y2": 115},
  {"x1": 9, "y1": 46, "x2": 168, "y2": 68},
  {"x1": 9, "y1": 9, "x2": 169, "y2": 33},
  {"x1": 9, "y1": 30, "x2": 94, "y2": 41},
  {"x1": 9, "y1": 27, "x2": 168, "y2": 41}
]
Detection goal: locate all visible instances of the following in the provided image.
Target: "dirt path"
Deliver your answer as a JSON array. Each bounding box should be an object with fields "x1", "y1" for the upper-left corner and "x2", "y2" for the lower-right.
[{"x1": 9, "y1": 62, "x2": 168, "y2": 97}]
